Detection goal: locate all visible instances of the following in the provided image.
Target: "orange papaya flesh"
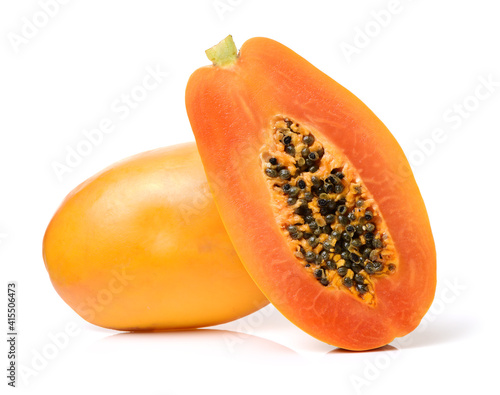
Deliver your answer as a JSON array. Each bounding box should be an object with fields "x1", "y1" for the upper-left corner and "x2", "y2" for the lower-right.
[
  {"x1": 43, "y1": 143, "x2": 268, "y2": 331},
  {"x1": 186, "y1": 36, "x2": 436, "y2": 350}
]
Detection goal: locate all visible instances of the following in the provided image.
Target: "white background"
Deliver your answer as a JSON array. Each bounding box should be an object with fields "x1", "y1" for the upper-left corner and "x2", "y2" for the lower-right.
[{"x1": 1, "y1": 0, "x2": 499, "y2": 394}]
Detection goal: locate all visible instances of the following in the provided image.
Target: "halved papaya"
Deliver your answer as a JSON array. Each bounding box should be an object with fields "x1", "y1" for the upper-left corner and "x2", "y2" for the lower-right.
[
  {"x1": 43, "y1": 143, "x2": 268, "y2": 330},
  {"x1": 186, "y1": 36, "x2": 436, "y2": 350}
]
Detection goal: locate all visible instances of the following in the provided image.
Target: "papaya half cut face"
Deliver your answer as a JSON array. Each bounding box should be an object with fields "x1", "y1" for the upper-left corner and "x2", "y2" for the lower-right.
[{"x1": 186, "y1": 36, "x2": 436, "y2": 350}]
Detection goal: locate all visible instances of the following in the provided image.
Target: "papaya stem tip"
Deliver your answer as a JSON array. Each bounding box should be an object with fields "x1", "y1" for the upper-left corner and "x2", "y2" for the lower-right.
[{"x1": 205, "y1": 35, "x2": 238, "y2": 67}]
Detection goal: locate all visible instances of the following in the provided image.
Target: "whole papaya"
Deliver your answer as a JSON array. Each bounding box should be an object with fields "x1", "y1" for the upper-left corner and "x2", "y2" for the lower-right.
[{"x1": 43, "y1": 143, "x2": 268, "y2": 330}]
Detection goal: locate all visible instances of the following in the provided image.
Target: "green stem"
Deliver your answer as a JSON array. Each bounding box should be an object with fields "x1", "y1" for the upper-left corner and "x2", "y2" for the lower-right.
[{"x1": 205, "y1": 35, "x2": 238, "y2": 67}]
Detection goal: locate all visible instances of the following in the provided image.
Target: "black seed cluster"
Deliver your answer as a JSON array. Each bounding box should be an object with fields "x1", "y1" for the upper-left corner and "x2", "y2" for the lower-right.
[{"x1": 264, "y1": 118, "x2": 395, "y2": 298}]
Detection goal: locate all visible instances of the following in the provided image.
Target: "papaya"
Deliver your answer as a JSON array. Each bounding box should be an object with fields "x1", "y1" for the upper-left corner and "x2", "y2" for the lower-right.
[
  {"x1": 186, "y1": 36, "x2": 436, "y2": 350},
  {"x1": 43, "y1": 143, "x2": 268, "y2": 330}
]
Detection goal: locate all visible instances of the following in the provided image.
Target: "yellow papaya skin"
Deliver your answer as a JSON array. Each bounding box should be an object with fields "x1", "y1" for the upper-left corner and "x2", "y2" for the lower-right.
[{"x1": 43, "y1": 143, "x2": 268, "y2": 330}]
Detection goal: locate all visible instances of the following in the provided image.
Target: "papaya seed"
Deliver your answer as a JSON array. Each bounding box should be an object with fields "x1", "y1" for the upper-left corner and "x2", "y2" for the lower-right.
[
  {"x1": 305, "y1": 251, "x2": 316, "y2": 263},
  {"x1": 373, "y1": 239, "x2": 383, "y2": 249},
  {"x1": 308, "y1": 152, "x2": 319, "y2": 161},
  {"x1": 288, "y1": 187, "x2": 299, "y2": 197},
  {"x1": 280, "y1": 169, "x2": 292, "y2": 180},
  {"x1": 356, "y1": 284, "x2": 368, "y2": 294},
  {"x1": 338, "y1": 215, "x2": 349, "y2": 226},
  {"x1": 308, "y1": 236, "x2": 319, "y2": 248},
  {"x1": 265, "y1": 168, "x2": 278, "y2": 177},
  {"x1": 351, "y1": 238, "x2": 362, "y2": 248},
  {"x1": 343, "y1": 277, "x2": 353, "y2": 288},
  {"x1": 325, "y1": 214, "x2": 335, "y2": 224},
  {"x1": 303, "y1": 135, "x2": 315, "y2": 146},
  {"x1": 335, "y1": 184, "x2": 344, "y2": 194}
]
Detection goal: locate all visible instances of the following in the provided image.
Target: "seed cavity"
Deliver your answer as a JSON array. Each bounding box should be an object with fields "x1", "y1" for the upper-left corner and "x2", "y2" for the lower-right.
[{"x1": 262, "y1": 116, "x2": 398, "y2": 306}]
